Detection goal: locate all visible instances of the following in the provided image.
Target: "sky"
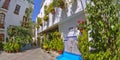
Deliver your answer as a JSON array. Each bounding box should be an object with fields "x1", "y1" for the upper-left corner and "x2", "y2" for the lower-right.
[{"x1": 32, "y1": 0, "x2": 42, "y2": 23}]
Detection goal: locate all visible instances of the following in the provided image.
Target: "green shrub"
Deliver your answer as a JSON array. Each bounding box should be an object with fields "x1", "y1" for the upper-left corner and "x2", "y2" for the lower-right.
[
  {"x1": 78, "y1": 30, "x2": 89, "y2": 60},
  {"x1": 0, "y1": 42, "x2": 3, "y2": 50},
  {"x1": 53, "y1": 0, "x2": 65, "y2": 9},
  {"x1": 3, "y1": 42, "x2": 11, "y2": 52},
  {"x1": 82, "y1": 0, "x2": 120, "y2": 59},
  {"x1": 43, "y1": 15, "x2": 49, "y2": 21},
  {"x1": 42, "y1": 31, "x2": 64, "y2": 51},
  {"x1": 14, "y1": 43, "x2": 20, "y2": 50}
]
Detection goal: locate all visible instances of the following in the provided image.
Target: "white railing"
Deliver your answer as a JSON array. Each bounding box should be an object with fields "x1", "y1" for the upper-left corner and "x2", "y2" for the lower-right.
[{"x1": 38, "y1": 0, "x2": 87, "y2": 33}]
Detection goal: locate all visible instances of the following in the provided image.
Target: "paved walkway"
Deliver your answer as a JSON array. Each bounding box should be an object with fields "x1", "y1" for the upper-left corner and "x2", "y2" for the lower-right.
[{"x1": 0, "y1": 48, "x2": 57, "y2": 60}]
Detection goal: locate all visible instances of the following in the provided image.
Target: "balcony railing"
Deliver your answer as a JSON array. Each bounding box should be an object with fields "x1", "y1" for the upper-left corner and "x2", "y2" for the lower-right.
[
  {"x1": 38, "y1": 0, "x2": 87, "y2": 33},
  {"x1": 0, "y1": 8, "x2": 8, "y2": 12}
]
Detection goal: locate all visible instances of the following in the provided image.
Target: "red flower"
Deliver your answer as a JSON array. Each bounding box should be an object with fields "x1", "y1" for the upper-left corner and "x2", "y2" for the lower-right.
[
  {"x1": 77, "y1": 20, "x2": 86, "y2": 31},
  {"x1": 82, "y1": 20, "x2": 85, "y2": 24}
]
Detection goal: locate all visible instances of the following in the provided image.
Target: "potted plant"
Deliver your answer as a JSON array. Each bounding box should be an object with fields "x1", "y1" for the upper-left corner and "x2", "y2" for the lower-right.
[
  {"x1": 56, "y1": 39, "x2": 64, "y2": 54},
  {"x1": 3, "y1": 42, "x2": 10, "y2": 53},
  {"x1": 60, "y1": 1, "x2": 65, "y2": 9},
  {"x1": 50, "y1": 38, "x2": 57, "y2": 51},
  {"x1": 9, "y1": 43, "x2": 14, "y2": 53},
  {"x1": 77, "y1": 20, "x2": 86, "y2": 33},
  {"x1": 44, "y1": 5, "x2": 49, "y2": 15},
  {"x1": 37, "y1": 17, "x2": 42, "y2": 26},
  {"x1": 48, "y1": 3, "x2": 56, "y2": 14},
  {"x1": 14, "y1": 43, "x2": 20, "y2": 52},
  {"x1": 43, "y1": 39, "x2": 48, "y2": 50},
  {"x1": 55, "y1": 31, "x2": 61, "y2": 37},
  {"x1": 54, "y1": 0, "x2": 65, "y2": 9},
  {"x1": 44, "y1": 5, "x2": 47, "y2": 9},
  {"x1": 43, "y1": 15, "x2": 49, "y2": 21},
  {"x1": 51, "y1": 8, "x2": 55, "y2": 14},
  {"x1": 35, "y1": 24, "x2": 39, "y2": 29}
]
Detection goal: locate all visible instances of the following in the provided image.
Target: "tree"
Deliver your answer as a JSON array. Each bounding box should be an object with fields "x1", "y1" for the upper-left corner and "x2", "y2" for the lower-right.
[{"x1": 85, "y1": 0, "x2": 120, "y2": 59}]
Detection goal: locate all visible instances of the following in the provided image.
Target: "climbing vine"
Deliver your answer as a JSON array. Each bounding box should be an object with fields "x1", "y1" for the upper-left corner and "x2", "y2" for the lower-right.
[{"x1": 78, "y1": 0, "x2": 120, "y2": 59}]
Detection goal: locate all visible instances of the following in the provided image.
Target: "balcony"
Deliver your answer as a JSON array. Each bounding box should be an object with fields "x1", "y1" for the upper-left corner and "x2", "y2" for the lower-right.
[
  {"x1": 0, "y1": 8, "x2": 8, "y2": 12},
  {"x1": 0, "y1": 0, "x2": 10, "y2": 12},
  {"x1": 38, "y1": 0, "x2": 87, "y2": 33}
]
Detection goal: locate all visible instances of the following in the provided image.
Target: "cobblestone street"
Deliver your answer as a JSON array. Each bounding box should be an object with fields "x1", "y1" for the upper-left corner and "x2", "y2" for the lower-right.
[{"x1": 0, "y1": 48, "x2": 57, "y2": 60}]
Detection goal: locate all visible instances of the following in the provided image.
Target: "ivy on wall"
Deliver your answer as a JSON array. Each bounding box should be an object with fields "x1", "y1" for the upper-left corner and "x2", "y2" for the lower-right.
[{"x1": 78, "y1": 0, "x2": 120, "y2": 60}]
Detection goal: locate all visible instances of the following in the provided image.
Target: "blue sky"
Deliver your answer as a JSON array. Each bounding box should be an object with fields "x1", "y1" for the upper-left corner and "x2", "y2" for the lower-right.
[{"x1": 32, "y1": 0, "x2": 42, "y2": 23}]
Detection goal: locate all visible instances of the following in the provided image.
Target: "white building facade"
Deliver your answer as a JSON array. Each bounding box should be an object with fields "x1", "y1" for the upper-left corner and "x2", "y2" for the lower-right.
[
  {"x1": 37, "y1": 0, "x2": 89, "y2": 38},
  {"x1": 0, "y1": 0, "x2": 33, "y2": 42}
]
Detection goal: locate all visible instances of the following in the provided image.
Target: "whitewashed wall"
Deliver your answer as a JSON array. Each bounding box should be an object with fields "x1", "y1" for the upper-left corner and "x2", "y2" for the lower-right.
[
  {"x1": 0, "y1": 0, "x2": 32, "y2": 40},
  {"x1": 37, "y1": 0, "x2": 88, "y2": 36},
  {"x1": 59, "y1": 11, "x2": 86, "y2": 38},
  {"x1": 0, "y1": 0, "x2": 4, "y2": 8},
  {"x1": 5, "y1": 0, "x2": 29, "y2": 26}
]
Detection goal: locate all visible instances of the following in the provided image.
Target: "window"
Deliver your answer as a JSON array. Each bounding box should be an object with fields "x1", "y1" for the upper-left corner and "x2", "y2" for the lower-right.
[
  {"x1": 2, "y1": 0, "x2": 10, "y2": 10},
  {"x1": 23, "y1": 16, "x2": 28, "y2": 22},
  {"x1": 0, "y1": 13, "x2": 5, "y2": 28},
  {"x1": 14, "y1": 4, "x2": 21, "y2": 15},
  {"x1": 22, "y1": 16, "x2": 28, "y2": 27},
  {"x1": 23, "y1": 16, "x2": 26, "y2": 21}
]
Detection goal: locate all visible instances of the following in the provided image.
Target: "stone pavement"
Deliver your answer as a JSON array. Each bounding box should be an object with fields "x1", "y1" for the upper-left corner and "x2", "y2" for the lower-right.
[{"x1": 0, "y1": 48, "x2": 57, "y2": 60}]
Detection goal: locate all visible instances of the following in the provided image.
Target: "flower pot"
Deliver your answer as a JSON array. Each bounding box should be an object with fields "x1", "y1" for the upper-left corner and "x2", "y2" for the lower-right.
[
  {"x1": 51, "y1": 9, "x2": 55, "y2": 14},
  {"x1": 79, "y1": 29, "x2": 84, "y2": 33},
  {"x1": 43, "y1": 45, "x2": 47, "y2": 49},
  {"x1": 58, "y1": 50, "x2": 63, "y2": 54},
  {"x1": 8, "y1": 51, "x2": 11, "y2": 53},
  {"x1": 43, "y1": 15, "x2": 49, "y2": 21},
  {"x1": 44, "y1": 19, "x2": 48, "y2": 21},
  {"x1": 39, "y1": 23, "x2": 43, "y2": 26},
  {"x1": 60, "y1": 6, "x2": 65, "y2": 9},
  {"x1": 16, "y1": 49, "x2": 19, "y2": 53}
]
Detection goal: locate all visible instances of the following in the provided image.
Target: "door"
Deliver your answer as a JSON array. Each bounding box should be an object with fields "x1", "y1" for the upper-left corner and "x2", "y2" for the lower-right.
[{"x1": 0, "y1": 34, "x2": 4, "y2": 42}]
